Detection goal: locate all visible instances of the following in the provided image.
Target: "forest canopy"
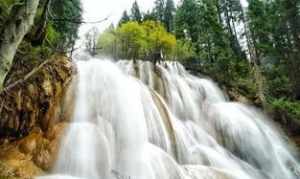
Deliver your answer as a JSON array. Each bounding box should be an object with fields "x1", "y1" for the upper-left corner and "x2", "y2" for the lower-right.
[{"x1": 0, "y1": 0, "x2": 82, "y2": 88}]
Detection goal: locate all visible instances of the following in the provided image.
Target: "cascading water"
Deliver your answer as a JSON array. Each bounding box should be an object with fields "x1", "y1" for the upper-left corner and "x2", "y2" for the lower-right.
[{"x1": 38, "y1": 57, "x2": 300, "y2": 179}]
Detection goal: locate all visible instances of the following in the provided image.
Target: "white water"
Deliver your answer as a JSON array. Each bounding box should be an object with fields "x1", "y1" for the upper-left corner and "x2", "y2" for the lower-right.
[{"x1": 38, "y1": 58, "x2": 300, "y2": 179}]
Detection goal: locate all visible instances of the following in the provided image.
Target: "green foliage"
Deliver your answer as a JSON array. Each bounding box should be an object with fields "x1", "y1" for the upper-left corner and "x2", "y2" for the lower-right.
[
  {"x1": 49, "y1": 0, "x2": 82, "y2": 49},
  {"x1": 173, "y1": 40, "x2": 195, "y2": 61},
  {"x1": 164, "y1": 0, "x2": 175, "y2": 32},
  {"x1": 131, "y1": 1, "x2": 142, "y2": 22},
  {"x1": 142, "y1": 21, "x2": 176, "y2": 58},
  {"x1": 97, "y1": 25, "x2": 118, "y2": 58},
  {"x1": 117, "y1": 21, "x2": 146, "y2": 59},
  {"x1": 45, "y1": 23, "x2": 61, "y2": 47},
  {"x1": 175, "y1": 0, "x2": 200, "y2": 43},
  {"x1": 97, "y1": 21, "x2": 179, "y2": 60},
  {"x1": 119, "y1": 0, "x2": 176, "y2": 33},
  {"x1": 153, "y1": 0, "x2": 165, "y2": 22},
  {"x1": 0, "y1": 0, "x2": 15, "y2": 16},
  {"x1": 270, "y1": 98, "x2": 300, "y2": 120},
  {"x1": 0, "y1": 0, "x2": 82, "y2": 52},
  {"x1": 143, "y1": 11, "x2": 157, "y2": 21},
  {"x1": 118, "y1": 10, "x2": 130, "y2": 26}
]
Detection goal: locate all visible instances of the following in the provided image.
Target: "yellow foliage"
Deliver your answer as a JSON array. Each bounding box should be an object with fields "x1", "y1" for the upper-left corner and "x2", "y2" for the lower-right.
[{"x1": 97, "y1": 20, "x2": 182, "y2": 60}]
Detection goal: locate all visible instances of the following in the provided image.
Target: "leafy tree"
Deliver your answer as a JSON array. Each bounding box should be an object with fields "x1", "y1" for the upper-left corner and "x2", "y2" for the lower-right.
[
  {"x1": 97, "y1": 25, "x2": 118, "y2": 58},
  {"x1": 85, "y1": 27, "x2": 99, "y2": 56},
  {"x1": 117, "y1": 21, "x2": 146, "y2": 59},
  {"x1": 142, "y1": 21, "x2": 176, "y2": 61},
  {"x1": 97, "y1": 21, "x2": 178, "y2": 61},
  {"x1": 131, "y1": 1, "x2": 142, "y2": 22},
  {"x1": 173, "y1": 39, "x2": 195, "y2": 61}
]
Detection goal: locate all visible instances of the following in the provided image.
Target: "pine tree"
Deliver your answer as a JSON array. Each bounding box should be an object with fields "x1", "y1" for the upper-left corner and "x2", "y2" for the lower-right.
[
  {"x1": 131, "y1": 1, "x2": 142, "y2": 22},
  {"x1": 143, "y1": 10, "x2": 157, "y2": 21},
  {"x1": 175, "y1": 0, "x2": 200, "y2": 43},
  {"x1": 282, "y1": 0, "x2": 300, "y2": 98},
  {"x1": 219, "y1": 0, "x2": 245, "y2": 59},
  {"x1": 118, "y1": 10, "x2": 130, "y2": 26},
  {"x1": 153, "y1": 0, "x2": 165, "y2": 22},
  {"x1": 50, "y1": 0, "x2": 83, "y2": 48},
  {"x1": 164, "y1": 0, "x2": 175, "y2": 32}
]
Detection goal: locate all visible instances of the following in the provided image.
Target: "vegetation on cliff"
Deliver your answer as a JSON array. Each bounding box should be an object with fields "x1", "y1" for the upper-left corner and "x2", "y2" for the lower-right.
[{"x1": 0, "y1": 0, "x2": 82, "y2": 89}]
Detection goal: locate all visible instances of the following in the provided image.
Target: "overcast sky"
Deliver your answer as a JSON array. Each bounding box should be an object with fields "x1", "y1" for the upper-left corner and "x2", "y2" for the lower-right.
[{"x1": 78, "y1": 0, "x2": 248, "y2": 38}]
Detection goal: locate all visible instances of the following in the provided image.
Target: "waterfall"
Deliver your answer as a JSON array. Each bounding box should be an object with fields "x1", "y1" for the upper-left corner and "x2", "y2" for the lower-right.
[{"x1": 38, "y1": 57, "x2": 299, "y2": 179}]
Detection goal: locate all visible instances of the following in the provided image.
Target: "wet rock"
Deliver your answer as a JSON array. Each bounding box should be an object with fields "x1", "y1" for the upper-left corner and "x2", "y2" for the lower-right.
[
  {"x1": 0, "y1": 55, "x2": 74, "y2": 139},
  {"x1": 19, "y1": 131, "x2": 41, "y2": 154},
  {"x1": 0, "y1": 144, "x2": 43, "y2": 179},
  {"x1": 0, "y1": 122, "x2": 68, "y2": 178}
]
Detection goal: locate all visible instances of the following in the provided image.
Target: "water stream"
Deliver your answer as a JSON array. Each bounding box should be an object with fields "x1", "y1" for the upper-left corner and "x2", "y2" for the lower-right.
[{"x1": 38, "y1": 57, "x2": 299, "y2": 179}]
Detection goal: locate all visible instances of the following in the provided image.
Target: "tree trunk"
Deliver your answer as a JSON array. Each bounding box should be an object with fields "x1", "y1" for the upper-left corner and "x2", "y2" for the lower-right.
[{"x1": 0, "y1": 0, "x2": 40, "y2": 89}]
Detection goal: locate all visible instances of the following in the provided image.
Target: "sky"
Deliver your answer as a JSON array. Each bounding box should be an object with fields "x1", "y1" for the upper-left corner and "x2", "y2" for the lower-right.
[{"x1": 78, "y1": 0, "x2": 248, "y2": 38}]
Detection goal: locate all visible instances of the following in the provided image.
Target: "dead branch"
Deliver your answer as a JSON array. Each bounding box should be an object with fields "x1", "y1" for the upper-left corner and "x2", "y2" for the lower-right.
[
  {"x1": 49, "y1": 16, "x2": 109, "y2": 24},
  {"x1": 0, "y1": 57, "x2": 55, "y2": 94}
]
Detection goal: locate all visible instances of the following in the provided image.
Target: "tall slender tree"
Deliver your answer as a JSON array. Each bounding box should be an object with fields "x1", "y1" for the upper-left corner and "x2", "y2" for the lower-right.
[
  {"x1": 283, "y1": 0, "x2": 300, "y2": 98},
  {"x1": 131, "y1": 1, "x2": 142, "y2": 22},
  {"x1": 143, "y1": 10, "x2": 157, "y2": 21},
  {"x1": 219, "y1": 0, "x2": 245, "y2": 59},
  {"x1": 175, "y1": 0, "x2": 200, "y2": 43},
  {"x1": 153, "y1": 0, "x2": 165, "y2": 22},
  {"x1": 164, "y1": 0, "x2": 176, "y2": 32},
  {"x1": 50, "y1": 0, "x2": 82, "y2": 49},
  {"x1": 118, "y1": 10, "x2": 130, "y2": 26}
]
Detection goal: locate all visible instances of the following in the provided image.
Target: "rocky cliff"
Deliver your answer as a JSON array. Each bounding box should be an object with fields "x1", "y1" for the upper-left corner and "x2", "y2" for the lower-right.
[{"x1": 0, "y1": 55, "x2": 75, "y2": 178}]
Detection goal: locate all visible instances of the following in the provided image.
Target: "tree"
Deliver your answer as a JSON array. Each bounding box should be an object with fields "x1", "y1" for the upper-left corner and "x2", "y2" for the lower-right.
[
  {"x1": 0, "y1": 0, "x2": 40, "y2": 88},
  {"x1": 142, "y1": 21, "x2": 176, "y2": 61},
  {"x1": 118, "y1": 10, "x2": 130, "y2": 26},
  {"x1": 164, "y1": 0, "x2": 176, "y2": 32},
  {"x1": 175, "y1": 0, "x2": 200, "y2": 45},
  {"x1": 49, "y1": 0, "x2": 82, "y2": 49},
  {"x1": 153, "y1": 0, "x2": 165, "y2": 22},
  {"x1": 219, "y1": 0, "x2": 245, "y2": 59},
  {"x1": 282, "y1": 0, "x2": 300, "y2": 99},
  {"x1": 143, "y1": 10, "x2": 156, "y2": 21},
  {"x1": 131, "y1": 1, "x2": 142, "y2": 22},
  {"x1": 97, "y1": 25, "x2": 118, "y2": 58},
  {"x1": 117, "y1": 21, "x2": 146, "y2": 59},
  {"x1": 97, "y1": 21, "x2": 177, "y2": 61},
  {"x1": 85, "y1": 27, "x2": 99, "y2": 56}
]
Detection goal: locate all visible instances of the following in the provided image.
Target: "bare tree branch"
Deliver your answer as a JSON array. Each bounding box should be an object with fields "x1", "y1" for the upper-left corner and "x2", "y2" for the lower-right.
[{"x1": 50, "y1": 16, "x2": 109, "y2": 24}]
